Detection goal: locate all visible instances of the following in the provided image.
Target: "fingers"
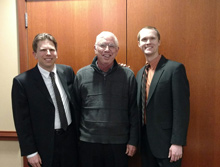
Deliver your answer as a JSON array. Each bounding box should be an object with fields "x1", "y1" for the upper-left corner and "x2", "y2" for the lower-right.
[
  {"x1": 170, "y1": 155, "x2": 182, "y2": 162},
  {"x1": 126, "y1": 145, "x2": 137, "y2": 157},
  {"x1": 168, "y1": 145, "x2": 183, "y2": 162},
  {"x1": 125, "y1": 147, "x2": 129, "y2": 155},
  {"x1": 28, "y1": 154, "x2": 42, "y2": 167},
  {"x1": 118, "y1": 63, "x2": 130, "y2": 68},
  {"x1": 28, "y1": 161, "x2": 42, "y2": 167}
]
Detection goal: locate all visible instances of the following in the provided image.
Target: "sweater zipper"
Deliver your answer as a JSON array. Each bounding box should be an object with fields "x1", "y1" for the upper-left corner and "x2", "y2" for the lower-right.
[{"x1": 103, "y1": 74, "x2": 107, "y2": 85}]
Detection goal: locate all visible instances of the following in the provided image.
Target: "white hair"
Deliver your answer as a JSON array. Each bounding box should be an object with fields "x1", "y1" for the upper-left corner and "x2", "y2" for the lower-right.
[{"x1": 95, "y1": 31, "x2": 119, "y2": 47}]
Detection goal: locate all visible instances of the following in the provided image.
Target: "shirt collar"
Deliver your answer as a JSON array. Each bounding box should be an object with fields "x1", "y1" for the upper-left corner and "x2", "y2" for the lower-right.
[
  {"x1": 37, "y1": 63, "x2": 57, "y2": 78},
  {"x1": 146, "y1": 55, "x2": 161, "y2": 70},
  {"x1": 95, "y1": 60, "x2": 113, "y2": 73}
]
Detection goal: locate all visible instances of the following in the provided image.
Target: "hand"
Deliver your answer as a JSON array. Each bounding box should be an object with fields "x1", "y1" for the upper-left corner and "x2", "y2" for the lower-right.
[
  {"x1": 168, "y1": 144, "x2": 183, "y2": 162},
  {"x1": 27, "y1": 153, "x2": 42, "y2": 167},
  {"x1": 118, "y1": 63, "x2": 130, "y2": 68},
  {"x1": 125, "y1": 144, "x2": 136, "y2": 157}
]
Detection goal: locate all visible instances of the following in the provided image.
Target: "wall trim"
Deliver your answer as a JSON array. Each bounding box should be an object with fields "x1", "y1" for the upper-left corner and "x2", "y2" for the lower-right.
[{"x1": 0, "y1": 131, "x2": 18, "y2": 141}]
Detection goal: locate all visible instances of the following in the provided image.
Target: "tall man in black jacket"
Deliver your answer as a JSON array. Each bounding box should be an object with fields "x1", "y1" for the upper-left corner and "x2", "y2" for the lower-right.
[
  {"x1": 136, "y1": 26, "x2": 190, "y2": 167},
  {"x1": 12, "y1": 33, "x2": 78, "y2": 167}
]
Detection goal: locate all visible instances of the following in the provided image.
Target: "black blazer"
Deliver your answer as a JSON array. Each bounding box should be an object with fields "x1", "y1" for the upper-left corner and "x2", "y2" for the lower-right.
[
  {"x1": 136, "y1": 56, "x2": 190, "y2": 158},
  {"x1": 12, "y1": 64, "x2": 78, "y2": 166}
]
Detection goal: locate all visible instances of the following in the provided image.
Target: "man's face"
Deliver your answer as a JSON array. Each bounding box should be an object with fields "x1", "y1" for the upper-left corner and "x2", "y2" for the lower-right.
[
  {"x1": 138, "y1": 29, "x2": 160, "y2": 57},
  {"x1": 94, "y1": 35, "x2": 119, "y2": 69},
  {"x1": 33, "y1": 39, "x2": 58, "y2": 71}
]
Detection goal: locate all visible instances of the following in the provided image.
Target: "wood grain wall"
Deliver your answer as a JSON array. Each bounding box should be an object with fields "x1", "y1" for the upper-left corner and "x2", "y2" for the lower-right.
[{"x1": 23, "y1": 0, "x2": 127, "y2": 73}]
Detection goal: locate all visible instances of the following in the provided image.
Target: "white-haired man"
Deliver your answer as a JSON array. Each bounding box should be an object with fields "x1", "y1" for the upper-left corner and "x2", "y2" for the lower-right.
[{"x1": 73, "y1": 31, "x2": 138, "y2": 167}]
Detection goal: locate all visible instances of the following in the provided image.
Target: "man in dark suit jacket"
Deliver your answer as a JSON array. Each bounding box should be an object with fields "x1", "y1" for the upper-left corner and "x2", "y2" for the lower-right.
[
  {"x1": 136, "y1": 26, "x2": 190, "y2": 167},
  {"x1": 12, "y1": 33, "x2": 78, "y2": 167}
]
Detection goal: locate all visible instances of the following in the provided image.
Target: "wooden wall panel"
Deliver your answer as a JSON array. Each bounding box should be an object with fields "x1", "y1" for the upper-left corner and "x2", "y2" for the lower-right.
[
  {"x1": 127, "y1": 0, "x2": 220, "y2": 167},
  {"x1": 26, "y1": 0, "x2": 126, "y2": 73}
]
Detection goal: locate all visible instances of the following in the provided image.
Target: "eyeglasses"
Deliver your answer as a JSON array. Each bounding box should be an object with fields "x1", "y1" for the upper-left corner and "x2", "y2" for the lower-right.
[{"x1": 97, "y1": 43, "x2": 117, "y2": 50}]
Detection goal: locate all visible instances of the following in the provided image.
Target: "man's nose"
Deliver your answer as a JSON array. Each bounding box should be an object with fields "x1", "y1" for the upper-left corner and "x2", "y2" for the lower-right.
[
  {"x1": 46, "y1": 49, "x2": 51, "y2": 55},
  {"x1": 146, "y1": 39, "x2": 151, "y2": 44},
  {"x1": 104, "y1": 45, "x2": 110, "y2": 51}
]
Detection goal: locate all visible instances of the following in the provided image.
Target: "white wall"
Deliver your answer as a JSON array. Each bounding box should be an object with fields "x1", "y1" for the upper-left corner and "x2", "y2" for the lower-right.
[
  {"x1": 0, "y1": 0, "x2": 19, "y2": 131},
  {"x1": 0, "y1": 0, "x2": 22, "y2": 166},
  {"x1": 0, "y1": 141, "x2": 22, "y2": 167}
]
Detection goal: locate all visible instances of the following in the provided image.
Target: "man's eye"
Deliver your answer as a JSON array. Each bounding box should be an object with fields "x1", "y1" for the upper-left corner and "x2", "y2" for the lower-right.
[
  {"x1": 100, "y1": 44, "x2": 106, "y2": 48},
  {"x1": 40, "y1": 49, "x2": 55, "y2": 52},
  {"x1": 109, "y1": 45, "x2": 115, "y2": 49}
]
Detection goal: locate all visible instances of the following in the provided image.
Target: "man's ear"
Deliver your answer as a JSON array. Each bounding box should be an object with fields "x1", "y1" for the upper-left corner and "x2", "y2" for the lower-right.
[
  {"x1": 138, "y1": 41, "x2": 141, "y2": 48},
  {"x1": 33, "y1": 51, "x2": 37, "y2": 60},
  {"x1": 94, "y1": 45, "x2": 98, "y2": 54}
]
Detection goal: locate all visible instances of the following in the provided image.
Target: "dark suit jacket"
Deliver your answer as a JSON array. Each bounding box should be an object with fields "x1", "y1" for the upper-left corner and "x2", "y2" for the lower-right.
[
  {"x1": 136, "y1": 55, "x2": 190, "y2": 158},
  {"x1": 12, "y1": 64, "x2": 78, "y2": 167}
]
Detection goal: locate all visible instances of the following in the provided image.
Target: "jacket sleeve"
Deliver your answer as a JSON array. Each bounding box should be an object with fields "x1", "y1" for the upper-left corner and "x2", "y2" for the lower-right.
[
  {"x1": 171, "y1": 64, "x2": 190, "y2": 146},
  {"x1": 11, "y1": 78, "x2": 37, "y2": 156}
]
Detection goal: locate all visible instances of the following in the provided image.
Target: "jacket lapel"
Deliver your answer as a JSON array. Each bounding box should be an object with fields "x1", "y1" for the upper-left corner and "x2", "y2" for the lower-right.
[
  {"x1": 147, "y1": 56, "x2": 167, "y2": 105},
  {"x1": 56, "y1": 66, "x2": 71, "y2": 100},
  {"x1": 32, "y1": 65, "x2": 53, "y2": 104},
  {"x1": 137, "y1": 66, "x2": 145, "y2": 107}
]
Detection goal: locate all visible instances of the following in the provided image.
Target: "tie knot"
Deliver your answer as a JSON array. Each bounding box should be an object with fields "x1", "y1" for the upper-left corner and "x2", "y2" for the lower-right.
[
  {"x1": 50, "y1": 72, "x2": 55, "y2": 78},
  {"x1": 145, "y1": 64, "x2": 150, "y2": 70}
]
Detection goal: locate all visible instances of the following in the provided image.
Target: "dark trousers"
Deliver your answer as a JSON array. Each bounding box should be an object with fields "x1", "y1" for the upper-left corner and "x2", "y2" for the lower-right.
[
  {"x1": 141, "y1": 126, "x2": 182, "y2": 167},
  {"x1": 79, "y1": 141, "x2": 128, "y2": 167},
  {"x1": 52, "y1": 124, "x2": 78, "y2": 167}
]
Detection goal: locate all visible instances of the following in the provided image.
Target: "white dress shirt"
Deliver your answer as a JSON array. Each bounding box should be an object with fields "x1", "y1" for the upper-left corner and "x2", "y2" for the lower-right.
[{"x1": 38, "y1": 64, "x2": 72, "y2": 129}]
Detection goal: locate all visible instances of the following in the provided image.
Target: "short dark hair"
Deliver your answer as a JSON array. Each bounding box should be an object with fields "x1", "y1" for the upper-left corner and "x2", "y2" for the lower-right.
[
  {"x1": 137, "y1": 26, "x2": 160, "y2": 41},
  {"x1": 32, "y1": 33, "x2": 57, "y2": 52}
]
